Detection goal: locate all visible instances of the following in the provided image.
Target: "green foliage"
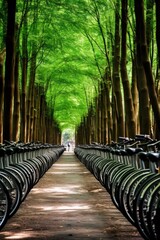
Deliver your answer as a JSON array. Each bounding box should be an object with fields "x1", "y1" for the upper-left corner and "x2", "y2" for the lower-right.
[
  {"x1": 28, "y1": 0, "x2": 110, "y2": 131},
  {"x1": 62, "y1": 129, "x2": 75, "y2": 144},
  {"x1": 0, "y1": 0, "x2": 114, "y2": 132}
]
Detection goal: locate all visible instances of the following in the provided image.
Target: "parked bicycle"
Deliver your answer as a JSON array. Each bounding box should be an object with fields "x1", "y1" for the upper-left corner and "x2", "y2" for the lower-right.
[
  {"x1": 74, "y1": 135, "x2": 160, "y2": 240},
  {"x1": 0, "y1": 141, "x2": 65, "y2": 229}
]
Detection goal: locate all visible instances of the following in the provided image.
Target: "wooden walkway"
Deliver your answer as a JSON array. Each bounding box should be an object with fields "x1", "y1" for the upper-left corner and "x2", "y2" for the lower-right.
[{"x1": 0, "y1": 152, "x2": 143, "y2": 240}]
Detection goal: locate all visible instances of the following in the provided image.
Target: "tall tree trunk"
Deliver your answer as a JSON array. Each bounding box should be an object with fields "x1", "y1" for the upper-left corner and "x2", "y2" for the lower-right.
[
  {"x1": 135, "y1": 0, "x2": 151, "y2": 135},
  {"x1": 155, "y1": 0, "x2": 160, "y2": 138},
  {"x1": 39, "y1": 93, "x2": 47, "y2": 142},
  {"x1": 0, "y1": 48, "x2": 6, "y2": 143},
  {"x1": 100, "y1": 85, "x2": 106, "y2": 144},
  {"x1": 100, "y1": 81, "x2": 109, "y2": 144},
  {"x1": 112, "y1": 0, "x2": 124, "y2": 141},
  {"x1": 156, "y1": 0, "x2": 160, "y2": 73},
  {"x1": 26, "y1": 1, "x2": 39, "y2": 142},
  {"x1": 26, "y1": 46, "x2": 36, "y2": 142},
  {"x1": 121, "y1": 0, "x2": 136, "y2": 138},
  {"x1": 20, "y1": 11, "x2": 28, "y2": 142},
  {"x1": 94, "y1": 95, "x2": 99, "y2": 142},
  {"x1": 13, "y1": 24, "x2": 20, "y2": 142},
  {"x1": 3, "y1": 0, "x2": 16, "y2": 141},
  {"x1": 33, "y1": 86, "x2": 41, "y2": 142},
  {"x1": 97, "y1": 88, "x2": 102, "y2": 143},
  {"x1": 104, "y1": 68, "x2": 112, "y2": 143},
  {"x1": 131, "y1": 56, "x2": 139, "y2": 133},
  {"x1": 30, "y1": 82, "x2": 35, "y2": 142},
  {"x1": 135, "y1": 0, "x2": 160, "y2": 136},
  {"x1": 146, "y1": 0, "x2": 154, "y2": 62}
]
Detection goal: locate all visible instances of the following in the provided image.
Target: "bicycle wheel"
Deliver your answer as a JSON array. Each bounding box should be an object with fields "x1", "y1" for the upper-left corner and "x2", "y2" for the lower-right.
[
  {"x1": 120, "y1": 169, "x2": 150, "y2": 225},
  {"x1": 99, "y1": 158, "x2": 114, "y2": 186},
  {"x1": 146, "y1": 183, "x2": 160, "y2": 240},
  {"x1": 103, "y1": 161, "x2": 123, "y2": 192},
  {"x1": 126, "y1": 172, "x2": 155, "y2": 223},
  {"x1": 133, "y1": 174, "x2": 160, "y2": 240},
  {"x1": 0, "y1": 170, "x2": 21, "y2": 217},
  {"x1": 152, "y1": 197, "x2": 160, "y2": 239},
  {"x1": 24, "y1": 160, "x2": 40, "y2": 185},
  {"x1": 5, "y1": 166, "x2": 30, "y2": 202},
  {"x1": 0, "y1": 181, "x2": 9, "y2": 229},
  {"x1": 111, "y1": 166, "x2": 134, "y2": 211}
]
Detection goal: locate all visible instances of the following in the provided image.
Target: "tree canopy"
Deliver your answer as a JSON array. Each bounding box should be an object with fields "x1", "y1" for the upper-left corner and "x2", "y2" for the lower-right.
[{"x1": 29, "y1": 0, "x2": 108, "y2": 131}]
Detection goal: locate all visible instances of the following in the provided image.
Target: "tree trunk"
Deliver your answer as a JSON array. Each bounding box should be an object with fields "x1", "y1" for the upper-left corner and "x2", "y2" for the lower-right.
[
  {"x1": 30, "y1": 83, "x2": 35, "y2": 141},
  {"x1": 139, "y1": 0, "x2": 160, "y2": 133},
  {"x1": 112, "y1": 0, "x2": 124, "y2": 140},
  {"x1": 136, "y1": 0, "x2": 160, "y2": 136},
  {"x1": 39, "y1": 93, "x2": 47, "y2": 142},
  {"x1": 20, "y1": 12, "x2": 28, "y2": 142},
  {"x1": 26, "y1": 47, "x2": 36, "y2": 142},
  {"x1": 156, "y1": 0, "x2": 160, "y2": 71},
  {"x1": 121, "y1": 0, "x2": 136, "y2": 138},
  {"x1": 155, "y1": 0, "x2": 160, "y2": 138},
  {"x1": 135, "y1": 0, "x2": 151, "y2": 135},
  {"x1": 104, "y1": 68, "x2": 112, "y2": 144},
  {"x1": 13, "y1": 24, "x2": 20, "y2": 142},
  {"x1": 146, "y1": 0, "x2": 154, "y2": 55},
  {"x1": 131, "y1": 56, "x2": 139, "y2": 133},
  {"x1": 94, "y1": 95, "x2": 99, "y2": 142},
  {"x1": 0, "y1": 48, "x2": 6, "y2": 143},
  {"x1": 97, "y1": 88, "x2": 102, "y2": 143},
  {"x1": 100, "y1": 85, "x2": 106, "y2": 144},
  {"x1": 3, "y1": 0, "x2": 16, "y2": 141}
]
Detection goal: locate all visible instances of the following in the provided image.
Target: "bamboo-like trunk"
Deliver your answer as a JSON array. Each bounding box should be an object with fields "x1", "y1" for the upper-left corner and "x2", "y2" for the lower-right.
[
  {"x1": 135, "y1": 0, "x2": 151, "y2": 135},
  {"x1": 121, "y1": 0, "x2": 136, "y2": 138},
  {"x1": 20, "y1": 15, "x2": 28, "y2": 142},
  {"x1": 0, "y1": 49, "x2": 6, "y2": 143},
  {"x1": 13, "y1": 25, "x2": 20, "y2": 142},
  {"x1": 3, "y1": 0, "x2": 16, "y2": 141},
  {"x1": 137, "y1": 0, "x2": 160, "y2": 135},
  {"x1": 112, "y1": 0, "x2": 124, "y2": 141}
]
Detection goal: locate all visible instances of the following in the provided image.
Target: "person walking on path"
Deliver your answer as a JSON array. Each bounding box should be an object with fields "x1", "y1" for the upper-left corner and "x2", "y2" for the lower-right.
[{"x1": 67, "y1": 143, "x2": 70, "y2": 151}]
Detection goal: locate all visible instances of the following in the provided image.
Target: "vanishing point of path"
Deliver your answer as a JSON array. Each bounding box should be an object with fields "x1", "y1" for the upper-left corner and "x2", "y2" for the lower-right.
[{"x1": 0, "y1": 152, "x2": 143, "y2": 240}]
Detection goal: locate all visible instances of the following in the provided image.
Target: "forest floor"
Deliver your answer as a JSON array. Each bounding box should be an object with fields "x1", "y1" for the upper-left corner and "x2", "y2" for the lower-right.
[{"x1": 0, "y1": 151, "x2": 143, "y2": 240}]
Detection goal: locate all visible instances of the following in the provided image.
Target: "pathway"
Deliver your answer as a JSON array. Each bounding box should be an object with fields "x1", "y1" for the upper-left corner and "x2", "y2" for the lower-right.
[{"x1": 0, "y1": 151, "x2": 143, "y2": 240}]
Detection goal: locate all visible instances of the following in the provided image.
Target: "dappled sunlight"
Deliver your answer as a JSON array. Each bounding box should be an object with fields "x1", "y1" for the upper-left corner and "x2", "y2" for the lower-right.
[
  {"x1": 29, "y1": 183, "x2": 91, "y2": 213},
  {"x1": 3, "y1": 231, "x2": 33, "y2": 239},
  {"x1": 42, "y1": 203, "x2": 90, "y2": 212},
  {"x1": 53, "y1": 163, "x2": 78, "y2": 167},
  {"x1": 51, "y1": 171, "x2": 89, "y2": 174},
  {"x1": 32, "y1": 184, "x2": 88, "y2": 194},
  {"x1": 63, "y1": 152, "x2": 75, "y2": 155},
  {"x1": 49, "y1": 163, "x2": 89, "y2": 175}
]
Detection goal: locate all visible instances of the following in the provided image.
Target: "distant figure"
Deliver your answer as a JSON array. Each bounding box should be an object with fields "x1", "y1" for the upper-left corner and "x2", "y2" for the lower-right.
[{"x1": 68, "y1": 143, "x2": 70, "y2": 151}]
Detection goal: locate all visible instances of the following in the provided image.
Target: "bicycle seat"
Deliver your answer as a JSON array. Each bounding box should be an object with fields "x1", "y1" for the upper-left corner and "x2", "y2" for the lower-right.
[
  {"x1": 138, "y1": 151, "x2": 149, "y2": 161},
  {"x1": 119, "y1": 149, "x2": 128, "y2": 156},
  {"x1": 5, "y1": 147, "x2": 14, "y2": 155},
  {"x1": 114, "y1": 149, "x2": 121, "y2": 155},
  {"x1": 14, "y1": 146, "x2": 24, "y2": 153},
  {"x1": 126, "y1": 147, "x2": 143, "y2": 155},
  {"x1": 0, "y1": 147, "x2": 6, "y2": 157},
  {"x1": 147, "y1": 152, "x2": 160, "y2": 162}
]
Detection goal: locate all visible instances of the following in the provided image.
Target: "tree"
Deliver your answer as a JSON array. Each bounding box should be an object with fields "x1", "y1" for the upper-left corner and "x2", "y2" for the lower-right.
[
  {"x1": 3, "y1": 0, "x2": 16, "y2": 141},
  {"x1": 134, "y1": 0, "x2": 151, "y2": 135},
  {"x1": 121, "y1": 0, "x2": 135, "y2": 137},
  {"x1": 0, "y1": 48, "x2": 6, "y2": 143}
]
